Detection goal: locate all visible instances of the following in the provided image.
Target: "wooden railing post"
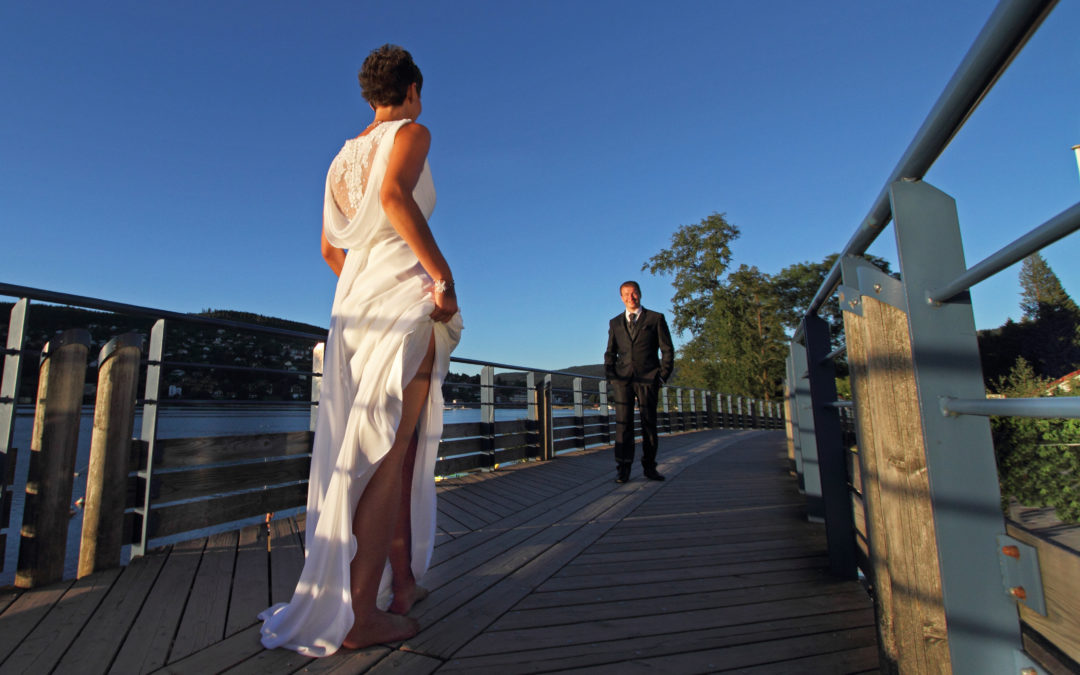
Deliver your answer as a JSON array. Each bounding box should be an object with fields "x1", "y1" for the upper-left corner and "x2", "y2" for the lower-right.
[
  {"x1": 0, "y1": 298, "x2": 29, "y2": 567},
  {"x1": 16, "y1": 328, "x2": 91, "y2": 587},
  {"x1": 79, "y1": 333, "x2": 142, "y2": 577}
]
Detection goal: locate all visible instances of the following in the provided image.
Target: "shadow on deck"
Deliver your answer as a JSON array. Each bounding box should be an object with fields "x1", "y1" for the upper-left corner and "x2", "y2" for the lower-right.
[{"x1": 0, "y1": 429, "x2": 878, "y2": 673}]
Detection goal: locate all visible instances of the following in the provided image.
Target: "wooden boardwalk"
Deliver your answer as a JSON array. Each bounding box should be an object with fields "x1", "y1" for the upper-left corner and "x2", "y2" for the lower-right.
[{"x1": 0, "y1": 429, "x2": 879, "y2": 674}]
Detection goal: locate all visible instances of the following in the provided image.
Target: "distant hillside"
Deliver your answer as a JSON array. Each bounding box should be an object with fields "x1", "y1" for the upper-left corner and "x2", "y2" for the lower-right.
[
  {"x1": 0, "y1": 301, "x2": 607, "y2": 405},
  {"x1": 0, "y1": 302, "x2": 326, "y2": 403},
  {"x1": 197, "y1": 309, "x2": 326, "y2": 336}
]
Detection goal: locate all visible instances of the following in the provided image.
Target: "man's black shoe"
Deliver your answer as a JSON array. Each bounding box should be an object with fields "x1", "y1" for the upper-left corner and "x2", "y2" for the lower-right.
[
  {"x1": 643, "y1": 470, "x2": 665, "y2": 481},
  {"x1": 615, "y1": 468, "x2": 630, "y2": 484}
]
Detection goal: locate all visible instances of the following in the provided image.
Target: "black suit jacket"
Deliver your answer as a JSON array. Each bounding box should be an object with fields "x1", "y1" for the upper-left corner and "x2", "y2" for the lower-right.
[{"x1": 604, "y1": 308, "x2": 675, "y2": 385}]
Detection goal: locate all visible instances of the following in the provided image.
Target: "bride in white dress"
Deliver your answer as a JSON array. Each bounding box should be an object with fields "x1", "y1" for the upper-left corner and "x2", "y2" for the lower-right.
[{"x1": 259, "y1": 44, "x2": 461, "y2": 656}]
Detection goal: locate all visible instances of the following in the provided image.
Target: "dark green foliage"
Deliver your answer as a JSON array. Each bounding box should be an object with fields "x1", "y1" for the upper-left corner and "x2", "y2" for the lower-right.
[
  {"x1": 979, "y1": 254, "x2": 1080, "y2": 383},
  {"x1": 771, "y1": 252, "x2": 893, "y2": 351},
  {"x1": 643, "y1": 212, "x2": 740, "y2": 336},
  {"x1": 643, "y1": 215, "x2": 787, "y2": 400},
  {"x1": 643, "y1": 212, "x2": 892, "y2": 401},
  {"x1": 990, "y1": 358, "x2": 1080, "y2": 524},
  {"x1": 1019, "y1": 252, "x2": 1078, "y2": 320}
]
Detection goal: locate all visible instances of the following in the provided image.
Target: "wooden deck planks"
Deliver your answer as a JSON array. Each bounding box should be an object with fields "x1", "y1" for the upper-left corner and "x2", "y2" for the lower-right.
[
  {"x1": 441, "y1": 609, "x2": 877, "y2": 673},
  {"x1": 0, "y1": 429, "x2": 881, "y2": 673},
  {"x1": 268, "y1": 516, "x2": 304, "y2": 607},
  {"x1": 56, "y1": 551, "x2": 167, "y2": 674},
  {"x1": 2, "y1": 568, "x2": 121, "y2": 673},
  {"x1": 0, "y1": 578, "x2": 76, "y2": 664},
  {"x1": 108, "y1": 538, "x2": 205, "y2": 674},
  {"x1": 226, "y1": 524, "x2": 270, "y2": 637},
  {"x1": 170, "y1": 530, "x2": 239, "y2": 661}
]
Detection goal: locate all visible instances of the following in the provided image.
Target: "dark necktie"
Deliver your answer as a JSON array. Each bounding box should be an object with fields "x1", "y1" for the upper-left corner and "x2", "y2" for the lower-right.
[{"x1": 629, "y1": 313, "x2": 638, "y2": 336}]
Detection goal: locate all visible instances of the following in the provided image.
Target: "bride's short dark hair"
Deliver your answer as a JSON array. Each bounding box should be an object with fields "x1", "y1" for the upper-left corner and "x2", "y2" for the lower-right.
[{"x1": 358, "y1": 45, "x2": 423, "y2": 107}]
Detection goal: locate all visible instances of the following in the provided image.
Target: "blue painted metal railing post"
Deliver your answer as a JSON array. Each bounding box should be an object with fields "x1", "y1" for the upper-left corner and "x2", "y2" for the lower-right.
[
  {"x1": 0, "y1": 298, "x2": 28, "y2": 567},
  {"x1": 480, "y1": 366, "x2": 495, "y2": 465},
  {"x1": 572, "y1": 376, "x2": 584, "y2": 450},
  {"x1": 790, "y1": 344, "x2": 822, "y2": 516},
  {"x1": 133, "y1": 320, "x2": 165, "y2": 558},
  {"x1": 598, "y1": 379, "x2": 609, "y2": 445},
  {"x1": 527, "y1": 371, "x2": 538, "y2": 452},
  {"x1": 660, "y1": 386, "x2": 670, "y2": 434},
  {"x1": 309, "y1": 342, "x2": 323, "y2": 433},
  {"x1": 540, "y1": 374, "x2": 553, "y2": 460},
  {"x1": 688, "y1": 388, "x2": 696, "y2": 430},
  {"x1": 802, "y1": 313, "x2": 856, "y2": 579},
  {"x1": 889, "y1": 179, "x2": 1031, "y2": 672}
]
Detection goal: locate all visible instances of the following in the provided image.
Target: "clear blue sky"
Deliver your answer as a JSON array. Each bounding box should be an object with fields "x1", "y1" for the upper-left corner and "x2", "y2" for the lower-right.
[{"x1": 2, "y1": 1, "x2": 1078, "y2": 372}]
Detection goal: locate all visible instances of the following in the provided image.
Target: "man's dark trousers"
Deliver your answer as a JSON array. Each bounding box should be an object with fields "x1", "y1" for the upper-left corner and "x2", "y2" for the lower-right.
[
  {"x1": 604, "y1": 307, "x2": 674, "y2": 474},
  {"x1": 611, "y1": 379, "x2": 660, "y2": 472}
]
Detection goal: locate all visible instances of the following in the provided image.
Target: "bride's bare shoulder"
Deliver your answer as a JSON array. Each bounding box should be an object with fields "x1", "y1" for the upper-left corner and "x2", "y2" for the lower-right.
[{"x1": 395, "y1": 121, "x2": 430, "y2": 145}]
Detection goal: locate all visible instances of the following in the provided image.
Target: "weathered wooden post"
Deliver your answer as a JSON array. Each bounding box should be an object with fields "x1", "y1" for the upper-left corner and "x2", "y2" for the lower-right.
[
  {"x1": 79, "y1": 333, "x2": 142, "y2": 577},
  {"x1": 840, "y1": 181, "x2": 1036, "y2": 673},
  {"x1": 17, "y1": 328, "x2": 91, "y2": 588}
]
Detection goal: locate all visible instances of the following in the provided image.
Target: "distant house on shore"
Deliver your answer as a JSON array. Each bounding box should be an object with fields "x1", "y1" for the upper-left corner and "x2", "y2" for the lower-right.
[{"x1": 1046, "y1": 369, "x2": 1080, "y2": 395}]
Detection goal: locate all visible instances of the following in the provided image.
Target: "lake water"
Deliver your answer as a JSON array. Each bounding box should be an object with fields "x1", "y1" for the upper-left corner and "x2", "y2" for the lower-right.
[{"x1": 0, "y1": 403, "x2": 587, "y2": 585}]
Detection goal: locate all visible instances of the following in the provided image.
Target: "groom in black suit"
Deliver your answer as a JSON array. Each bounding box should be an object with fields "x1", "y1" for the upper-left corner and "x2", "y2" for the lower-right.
[{"x1": 604, "y1": 281, "x2": 675, "y2": 484}]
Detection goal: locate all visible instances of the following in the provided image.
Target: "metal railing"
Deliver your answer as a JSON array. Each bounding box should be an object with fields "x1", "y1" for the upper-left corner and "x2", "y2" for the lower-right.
[
  {"x1": 0, "y1": 282, "x2": 783, "y2": 585},
  {"x1": 785, "y1": 1, "x2": 1077, "y2": 673}
]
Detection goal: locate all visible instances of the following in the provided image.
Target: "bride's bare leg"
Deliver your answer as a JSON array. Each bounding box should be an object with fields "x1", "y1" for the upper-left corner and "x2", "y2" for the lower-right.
[
  {"x1": 342, "y1": 333, "x2": 436, "y2": 649},
  {"x1": 387, "y1": 431, "x2": 428, "y2": 614}
]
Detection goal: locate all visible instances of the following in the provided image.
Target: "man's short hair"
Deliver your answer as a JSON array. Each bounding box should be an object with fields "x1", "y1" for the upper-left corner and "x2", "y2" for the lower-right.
[{"x1": 620, "y1": 280, "x2": 641, "y2": 294}]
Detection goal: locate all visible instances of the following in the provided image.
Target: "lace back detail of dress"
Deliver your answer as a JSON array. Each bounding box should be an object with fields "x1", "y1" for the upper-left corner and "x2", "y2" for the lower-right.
[{"x1": 329, "y1": 122, "x2": 396, "y2": 219}]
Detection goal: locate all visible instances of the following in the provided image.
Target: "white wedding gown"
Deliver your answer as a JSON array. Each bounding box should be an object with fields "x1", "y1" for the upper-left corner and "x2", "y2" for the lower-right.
[{"x1": 259, "y1": 119, "x2": 462, "y2": 657}]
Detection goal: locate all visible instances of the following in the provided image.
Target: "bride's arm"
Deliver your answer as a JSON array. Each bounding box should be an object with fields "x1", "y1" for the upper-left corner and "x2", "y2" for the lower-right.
[
  {"x1": 321, "y1": 220, "x2": 346, "y2": 277},
  {"x1": 381, "y1": 122, "x2": 457, "y2": 321}
]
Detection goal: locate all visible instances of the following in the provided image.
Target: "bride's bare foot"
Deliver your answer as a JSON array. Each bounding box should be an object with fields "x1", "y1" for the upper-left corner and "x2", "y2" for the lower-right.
[
  {"x1": 388, "y1": 585, "x2": 430, "y2": 615},
  {"x1": 341, "y1": 611, "x2": 419, "y2": 649}
]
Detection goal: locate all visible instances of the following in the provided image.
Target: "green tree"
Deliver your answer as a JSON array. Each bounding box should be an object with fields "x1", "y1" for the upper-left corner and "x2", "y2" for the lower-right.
[
  {"x1": 644, "y1": 215, "x2": 786, "y2": 400},
  {"x1": 771, "y1": 253, "x2": 893, "y2": 351},
  {"x1": 1019, "y1": 252, "x2": 1078, "y2": 320},
  {"x1": 642, "y1": 212, "x2": 740, "y2": 334},
  {"x1": 990, "y1": 357, "x2": 1080, "y2": 524}
]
